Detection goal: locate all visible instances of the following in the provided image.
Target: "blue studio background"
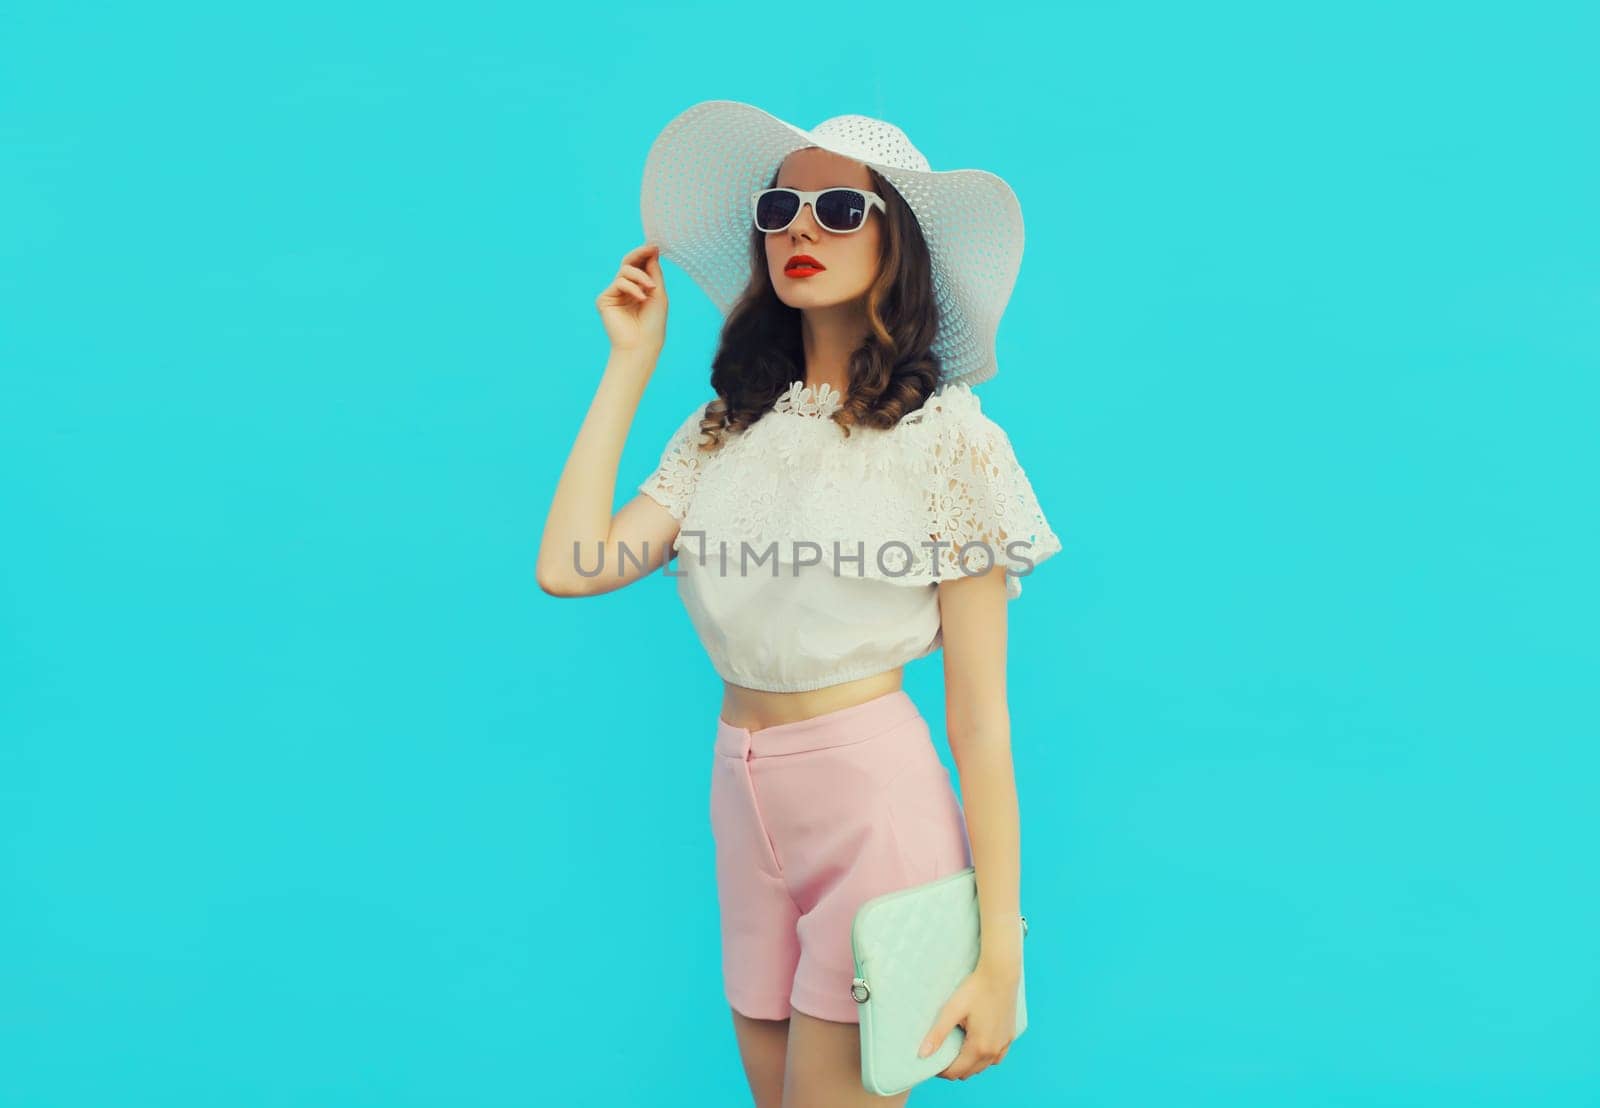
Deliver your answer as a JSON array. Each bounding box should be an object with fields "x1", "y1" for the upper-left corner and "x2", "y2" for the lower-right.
[{"x1": 2, "y1": 2, "x2": 1596, "y2": 1106}]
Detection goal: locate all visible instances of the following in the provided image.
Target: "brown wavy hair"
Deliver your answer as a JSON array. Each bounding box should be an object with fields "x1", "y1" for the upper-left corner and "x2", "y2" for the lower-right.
[{"x1": 687, "y1": 161, "x2": 943, "y2": 451}]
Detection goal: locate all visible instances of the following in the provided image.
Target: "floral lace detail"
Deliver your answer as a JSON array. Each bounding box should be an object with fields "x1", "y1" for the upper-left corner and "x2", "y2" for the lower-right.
[
  {"x1": 638, "y1": 382, "x2": 1062, "y2": 599},
  {"x1": 919, "y1": 391, "x2": 1062, "y2": 598},
  {"x1": 636, "y1": 402, "x2": 711, "y2": 522},
  {"x1": 772, "y1": 379, "x2": 844, "y2": 419}
]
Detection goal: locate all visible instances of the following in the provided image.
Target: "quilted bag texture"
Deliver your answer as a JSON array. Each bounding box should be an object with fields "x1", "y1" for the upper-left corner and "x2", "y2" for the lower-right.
[{"x1": 849, "y1": 865, "x2": 1029, "y2": 1095}]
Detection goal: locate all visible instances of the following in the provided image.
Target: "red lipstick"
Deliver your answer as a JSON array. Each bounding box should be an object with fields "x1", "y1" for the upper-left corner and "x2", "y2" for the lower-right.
[{"x1": 784, "y1": 254, "x2": 825, "y2": 278}]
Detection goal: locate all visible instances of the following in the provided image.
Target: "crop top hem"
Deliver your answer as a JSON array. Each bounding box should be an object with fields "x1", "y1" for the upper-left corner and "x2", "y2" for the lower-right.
[{"x1": 711, "y1": 644, "x2": 939, "y2": 694}]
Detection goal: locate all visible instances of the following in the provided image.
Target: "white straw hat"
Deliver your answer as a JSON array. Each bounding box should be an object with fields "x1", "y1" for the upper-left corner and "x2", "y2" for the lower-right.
[{"x1": 639, "y1": 99, "x2": 1025, "y2": 389}]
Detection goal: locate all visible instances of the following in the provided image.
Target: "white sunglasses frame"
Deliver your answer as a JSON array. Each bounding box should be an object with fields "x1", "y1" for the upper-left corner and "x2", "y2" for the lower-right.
[{"x1": 750, "y1": 187, "x2": 888, "y2": 235}]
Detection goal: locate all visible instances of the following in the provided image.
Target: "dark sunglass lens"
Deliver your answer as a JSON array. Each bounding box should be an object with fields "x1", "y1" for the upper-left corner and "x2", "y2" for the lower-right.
[
  {"x1": 816, "y1": 189, "x2": 867, "y2": 231},
  {"x1": 755, "y1": 190, "x2": 800, "y2": 231}
]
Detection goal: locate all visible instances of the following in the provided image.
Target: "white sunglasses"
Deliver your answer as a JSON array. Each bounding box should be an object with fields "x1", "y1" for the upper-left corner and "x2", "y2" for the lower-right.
[{"x1": 751, "y1": 187, "x2": 887, "y2": 234}]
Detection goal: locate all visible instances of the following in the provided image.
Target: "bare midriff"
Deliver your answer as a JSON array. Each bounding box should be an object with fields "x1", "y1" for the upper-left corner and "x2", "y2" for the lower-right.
[{"x1": 718, "y1": 666, "x2": 906, "y2": 735}]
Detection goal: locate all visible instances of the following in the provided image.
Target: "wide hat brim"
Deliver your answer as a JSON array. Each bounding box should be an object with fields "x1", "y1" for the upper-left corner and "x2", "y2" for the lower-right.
[{"x1": 639, "y1": 99, "x2": 1024, "y2": 389}]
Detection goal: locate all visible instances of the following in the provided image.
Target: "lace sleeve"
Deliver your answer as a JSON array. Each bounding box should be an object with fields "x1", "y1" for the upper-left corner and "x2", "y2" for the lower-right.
[
  {"x1": 638, "y1": 402, "x2": 711, "y2": 522},
  {"x1": 924, "y1": 393, "x2": 1063, "y2": 600}
]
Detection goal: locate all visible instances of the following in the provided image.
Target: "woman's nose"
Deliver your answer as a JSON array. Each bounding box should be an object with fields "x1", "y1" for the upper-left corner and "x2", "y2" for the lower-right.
[{"x1": 790, "y1": 205, "x2": 820, "y2": 238}]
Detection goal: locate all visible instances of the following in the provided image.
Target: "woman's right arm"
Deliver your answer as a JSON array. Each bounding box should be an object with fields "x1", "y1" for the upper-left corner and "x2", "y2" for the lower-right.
[
  {"x1": 535, "y1": 243, "x2": 680, "y2": 598},
  {"x1": 535, "y1": 349, "x2": 681, "y2": 597}
]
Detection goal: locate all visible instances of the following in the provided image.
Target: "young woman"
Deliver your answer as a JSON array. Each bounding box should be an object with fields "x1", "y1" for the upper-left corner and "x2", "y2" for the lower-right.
[{"x1": 536, "y1": 101, "x2": 1061, "y2": 1106}]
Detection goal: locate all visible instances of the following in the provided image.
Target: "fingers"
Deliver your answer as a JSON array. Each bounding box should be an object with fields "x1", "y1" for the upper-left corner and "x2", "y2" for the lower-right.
[
  {"x1": 919, "y1": 1003, "x2": 961, "y2": 1058},
  {"x1": 938, "y1": 1039, "x2": 1008, "y2": 1081},
  {"x1": 597, "y1": 244, "x2": 666, "y2": 329},
  {"x1": 624, "y1": 242, "x2": 663, "y2": 269},
  {"x1": 609, "y1": 245, "x2": 663, "y2": 304},
  {"x1": 619, "y1": 263, "x2": 657, "y2": 291},
  {"x1": 612, "y1": 276, "x2": 649, "y2": 302}
]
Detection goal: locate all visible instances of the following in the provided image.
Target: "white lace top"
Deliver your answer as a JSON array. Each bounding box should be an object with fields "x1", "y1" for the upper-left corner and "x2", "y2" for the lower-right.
[{"x1": 637, "y1": 379, "x2": 1062, "y2": 692}]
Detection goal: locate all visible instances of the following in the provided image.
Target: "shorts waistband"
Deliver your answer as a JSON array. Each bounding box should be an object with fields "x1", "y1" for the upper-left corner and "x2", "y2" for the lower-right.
[{"x1": 715, "y1": 689, "x2": 922, "y2": 759}]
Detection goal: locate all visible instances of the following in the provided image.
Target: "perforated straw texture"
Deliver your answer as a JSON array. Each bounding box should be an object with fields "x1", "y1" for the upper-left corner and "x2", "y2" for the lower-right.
[{"x1": 640, "y1": 100, "x2": 1025, "y2": 389}]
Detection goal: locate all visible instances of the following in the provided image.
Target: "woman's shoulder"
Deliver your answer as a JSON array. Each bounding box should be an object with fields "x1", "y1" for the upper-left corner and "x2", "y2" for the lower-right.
[
  {"x1": 894, "y1": 381, "x2": 991, "y2": 428},
  {"x1": 660, "y1": 395, "x2": 722, "y2": 447},
  {"x1": 888, "y1": 381, "x2": 1011, "y2": 452}
]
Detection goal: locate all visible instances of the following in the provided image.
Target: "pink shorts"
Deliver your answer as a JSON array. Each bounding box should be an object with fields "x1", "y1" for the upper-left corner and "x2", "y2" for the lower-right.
[{"x1": 710, "y1": 689, "x2": 973, "y2": 1023}]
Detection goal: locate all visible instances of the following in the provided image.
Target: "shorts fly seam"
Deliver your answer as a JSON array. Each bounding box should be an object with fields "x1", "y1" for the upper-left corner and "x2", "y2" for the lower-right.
[{"x1": 739, "y1": 758, "x2": 803, "y2": 917}]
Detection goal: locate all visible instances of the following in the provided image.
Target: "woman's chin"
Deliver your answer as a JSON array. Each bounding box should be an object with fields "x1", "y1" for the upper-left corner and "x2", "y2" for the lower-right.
[{"x1": 775, "y1": 285, "x2": 856, "y2": 311}]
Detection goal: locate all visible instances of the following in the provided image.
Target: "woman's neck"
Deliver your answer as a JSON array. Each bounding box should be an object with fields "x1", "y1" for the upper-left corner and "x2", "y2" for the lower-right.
[{"x1": 798, "y1": 301, "x2": 868, "y2": 396}]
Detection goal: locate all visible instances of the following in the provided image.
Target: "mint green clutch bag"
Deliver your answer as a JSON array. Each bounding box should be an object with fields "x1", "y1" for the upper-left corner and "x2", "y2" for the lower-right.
[{"x1": 849, "y1": 865, "x2": 1029, "y2": 1096}]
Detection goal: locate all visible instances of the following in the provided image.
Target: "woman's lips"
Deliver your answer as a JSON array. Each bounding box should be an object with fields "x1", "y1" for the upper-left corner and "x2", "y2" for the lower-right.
[{"x1": 784, "y1": 263, "x2": 825, "y2": 278}]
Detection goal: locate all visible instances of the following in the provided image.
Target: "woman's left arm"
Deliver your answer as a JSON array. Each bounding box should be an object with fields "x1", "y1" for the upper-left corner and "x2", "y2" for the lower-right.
[{"x1": 917, "y1": 560, "x2": 1022, "y2": 1079}]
